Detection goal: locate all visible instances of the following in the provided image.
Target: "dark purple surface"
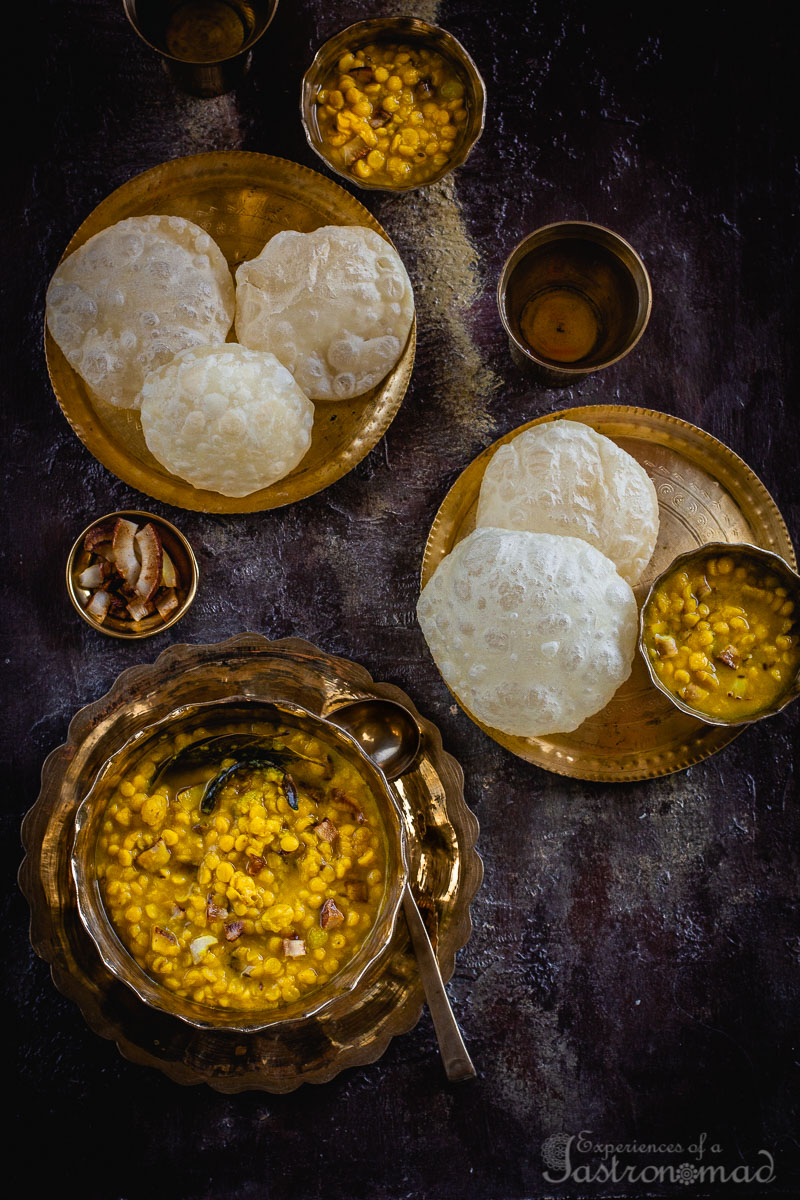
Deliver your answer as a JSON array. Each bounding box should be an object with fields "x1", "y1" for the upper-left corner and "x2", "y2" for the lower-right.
[{"x1": 6, "y1": 3, "x2": 799, "y2": 1198}]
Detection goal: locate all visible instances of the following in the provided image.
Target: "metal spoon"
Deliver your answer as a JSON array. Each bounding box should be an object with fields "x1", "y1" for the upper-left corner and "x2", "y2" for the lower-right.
[
  {"x1": 327, "y1": 698, "x2": 476, "y2": 1083},
  {"x1": 326, "y1": 698, "x2": 421, "y2": 782}
]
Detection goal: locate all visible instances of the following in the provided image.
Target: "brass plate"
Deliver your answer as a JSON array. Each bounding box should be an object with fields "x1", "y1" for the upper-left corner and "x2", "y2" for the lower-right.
[
  {"x1": 19, "y1": 634, "x2": 481, "y2": 1092},
  {"x1": 421, "y1": 405, "x2": 796, "y2": 782},
  {"x1": 45, "y1": 152, "x2": 416, "y2": 513}
]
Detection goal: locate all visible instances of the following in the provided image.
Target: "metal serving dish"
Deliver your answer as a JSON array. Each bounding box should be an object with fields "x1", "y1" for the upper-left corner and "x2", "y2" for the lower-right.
[
  {"x1": 45, "y1": 153, "x2": 416, "y2": 513},
  {"x1": 122, "y1": 0, "x2": 280, "y2": 97},
  {"x1": 71, "y1": 696, "x2": 409, "y2": 1033},
  {"x1": 22, "y1": 633, "x2": 481, "y2": 1091},
  {"x1": 639, "y1": 541, "x2": 800, "y2": 726},
  {"x1": 421, "y1": 405, "x2": 796, "y2": 780},
  {"x1": 66, "y1": 509, "x2": 198, "y2": 639},
  {"x1": 300, "y1": 17, "x2": 486, "y2": 193}
]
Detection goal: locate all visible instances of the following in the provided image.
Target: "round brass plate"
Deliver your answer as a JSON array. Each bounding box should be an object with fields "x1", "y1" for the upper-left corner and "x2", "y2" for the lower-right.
[
  {"x1": 19, "y1": 634, "x2": 481, "y2": 1092},
  {"x1": 44, "y1": 152, "x2": 416, "y2": 513},
  {"x1": 421, "y1": 405, "x2": 796, "y2": 782}
]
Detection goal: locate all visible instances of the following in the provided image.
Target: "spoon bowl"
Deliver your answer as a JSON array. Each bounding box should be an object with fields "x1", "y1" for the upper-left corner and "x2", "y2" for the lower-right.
[{"x1": 327, "y1": 698, "x2": 422, "y2": 780}]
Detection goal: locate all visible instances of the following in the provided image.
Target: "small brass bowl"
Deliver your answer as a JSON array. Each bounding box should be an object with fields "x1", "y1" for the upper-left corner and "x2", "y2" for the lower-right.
[
  {"x1": 66, "y1": 509, "x2": 198, "y2": 640},
  {"x1": 498, "y1": 221, "x2": 652, "y2": 382},
  {"x1": 300, "y1": 17, "x2": 486, "y2": 193},
  {"x1": 71, "y1": 697, "x2": 409, "y2": 1033},
  {"x1": 639, "y1": 541, "x2": 800, "y2": 727}
]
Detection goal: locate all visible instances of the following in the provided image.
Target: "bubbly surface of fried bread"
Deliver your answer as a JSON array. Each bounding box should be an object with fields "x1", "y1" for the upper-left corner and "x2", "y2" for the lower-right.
[
  {"x1": 46, "y1": 215, "x2": 235, "y2": 410},
  {"x1": 235, "y1": 225, "x2": 414, "y2": 401},
  {"x1": 476, "y1": 420, "x2": 659, "y2": 585},
  {"x1": 417, "y1": 527, "x2": 638, "y2": 737},
  {"x1": 140, "y1": 345, "x2": 314, "y2": 497}
]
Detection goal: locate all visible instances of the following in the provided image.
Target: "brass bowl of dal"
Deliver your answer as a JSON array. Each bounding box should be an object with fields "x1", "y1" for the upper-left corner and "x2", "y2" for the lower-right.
[
  {"x1": 301, "y1": 17, "x2": 486, "y2": 193},
  {"x1": 71, "y1": 696, "x2": 409, "y2": 1033},
  {"x1": 639, "y1": 541, "x2": 800, "y2": 727}
]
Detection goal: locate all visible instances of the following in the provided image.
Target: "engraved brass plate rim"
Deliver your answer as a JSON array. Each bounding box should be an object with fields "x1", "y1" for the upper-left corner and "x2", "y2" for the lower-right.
[
  {"x1": 44, "y1": 151, "x2": 416, "y2": 513},
  {"x1": 421, "y1": 405, "x2": 796, "y2": 782},
  {"x1": 19, "y1": 634, "x2": 481, "y2": 1092}
]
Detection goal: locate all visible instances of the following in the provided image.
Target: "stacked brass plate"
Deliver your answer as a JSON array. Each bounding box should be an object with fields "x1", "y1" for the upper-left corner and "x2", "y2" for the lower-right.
[
  {"x1": 421, "y1": 405, "x2": 796, "y2": 782},
  {"x1": 44, "y1": 151, "x2": 416, "y2": 514},
  {"x1": 19, "y1": 634, "x2": 481, "y2": 1092}
]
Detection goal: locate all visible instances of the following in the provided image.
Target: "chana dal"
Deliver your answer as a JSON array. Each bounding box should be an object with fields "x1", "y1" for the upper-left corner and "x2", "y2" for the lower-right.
[
  {"x1": 314, "y1": 42, "x2": 469, "y2": 187},
  {"x1": 95, "y1": 723, "x2": 388, "y2": 1013},
  {"x1": 644, "y1": 552, "x2": 799, "y2": 720}
]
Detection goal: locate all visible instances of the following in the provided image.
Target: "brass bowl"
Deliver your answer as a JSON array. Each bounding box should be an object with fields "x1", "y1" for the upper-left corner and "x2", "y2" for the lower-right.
[
  {"x1": 639, "y1": 541, "x2": 800, "y2": 727},
  {"x1": 66, "y1": 509, "x2": 198, "y2": 639},
  {"x1": 498, "y1": 221, "x2": 652, "y2": 382},
  {"x1": 300, "y1": 17, "x2": 486, "y2": 193},
  {"x1": 21, "y1": 633, "x2": 480, "y2": 1090},
  {"x1": 71, "y1": 696, "x2": 409, "y2": 1034}
]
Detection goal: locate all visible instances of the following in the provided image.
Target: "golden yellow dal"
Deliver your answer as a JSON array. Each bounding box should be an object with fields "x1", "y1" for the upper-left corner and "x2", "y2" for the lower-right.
[
  {"x1": 315, "y1": 42, "x2": 469, "y2": 187},
  {"x1": 95, "y1": 724, "x2": 387, "y2": 1012},
  {"x1": 644, "y1": 552, "x2": 799, "y2": 720}
]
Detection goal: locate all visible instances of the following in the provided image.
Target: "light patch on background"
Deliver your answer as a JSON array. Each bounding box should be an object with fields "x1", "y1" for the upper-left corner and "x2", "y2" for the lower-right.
[
  {"x1": 371, "y1": 0, "x2": 499, "y2": 449},
  {"x1": 171, "y1": 93, "x2": 246, "y2": 152}
]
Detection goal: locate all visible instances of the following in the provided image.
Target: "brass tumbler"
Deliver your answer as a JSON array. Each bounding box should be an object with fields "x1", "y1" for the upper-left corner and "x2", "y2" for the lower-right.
[
  {"x1": 498, "y1": 221, "x2": 652, "y2": 385},
  {"x1": 123, "y1": 0, "x2": 279, "y2": 97}
]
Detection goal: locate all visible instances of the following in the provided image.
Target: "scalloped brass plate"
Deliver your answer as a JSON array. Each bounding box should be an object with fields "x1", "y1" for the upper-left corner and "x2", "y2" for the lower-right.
[
  {"x1": 19, "y1": 634, "x2": 481, "y2": 1092},
  {"x1": 421, "y1": 405, "x2": 796, "y2": 782},
  {"x1": 44, "y1": 152, "x2": 416, "y2": 513}
]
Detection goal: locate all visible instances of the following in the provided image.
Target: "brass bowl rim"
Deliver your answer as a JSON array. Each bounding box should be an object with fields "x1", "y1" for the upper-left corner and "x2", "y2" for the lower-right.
[
  {"x1": 497, "y1": 219, "x2": 653, "y2": 376},
  {"x1": 66, "y1": 509, "x2": 199, "y2": 640},
  {"x1": 121, "y1": 0, "x2": 280, "y2": 66},
  {"x1": 71, "y1": 695, "x2": 410, "y2": 1033},
  {"x1": 638, "y1": 540, "x2": 800, "y2": 727},
  {"x1": 300, "y1": 16, "x2": 487, "y2": 194}
]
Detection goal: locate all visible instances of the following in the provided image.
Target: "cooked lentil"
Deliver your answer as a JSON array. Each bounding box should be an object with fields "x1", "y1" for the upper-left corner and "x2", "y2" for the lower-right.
[
  {"x1": 95, "y1": 723, "x2": 387, "y2": 1012},
  {"x1": 644, "y1": 552, "x2": 799, "y2": 720},
  {"x1": 315, "y1": 42, "x2": 469, "y2": 187}
]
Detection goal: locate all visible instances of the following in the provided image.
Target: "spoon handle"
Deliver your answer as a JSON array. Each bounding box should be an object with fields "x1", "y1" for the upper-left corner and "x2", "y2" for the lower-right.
[{"x1": 402, "y1": 884, "x2": 476, "y2": 1083}]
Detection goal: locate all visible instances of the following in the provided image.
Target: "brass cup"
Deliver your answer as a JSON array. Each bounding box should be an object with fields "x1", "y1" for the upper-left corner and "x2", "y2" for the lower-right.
[
  {"x1": 122, "y1": 0, "x2": 279, "y2": 97},
  {"x1": 498, "y1": 221, "x2": 652, "y2": 384},
  {"x1": 639, "y1": 542, "x2": 800, "y2": 727},
  {"x1": 66, "y1": 509, "x2": 198, "y2": 639},
  {"x1": 300, "y1": 17, "x2": 486, "y2": 193}
]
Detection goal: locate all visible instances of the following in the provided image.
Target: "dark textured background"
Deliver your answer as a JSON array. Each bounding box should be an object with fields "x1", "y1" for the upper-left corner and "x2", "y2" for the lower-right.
[{"x1": 6, "y1": 3, "x2": 799, "y2": 1198}]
